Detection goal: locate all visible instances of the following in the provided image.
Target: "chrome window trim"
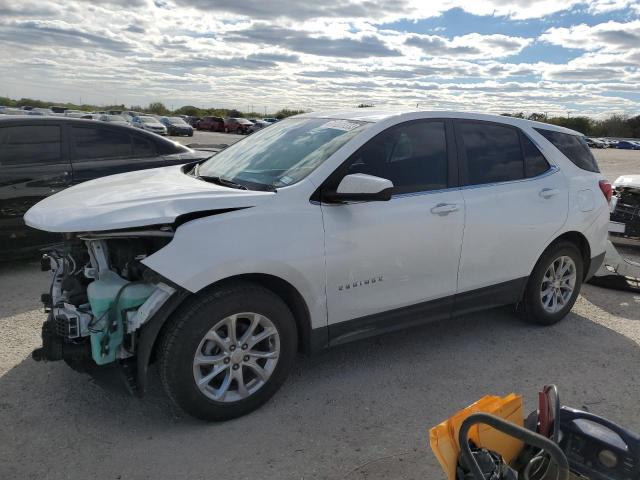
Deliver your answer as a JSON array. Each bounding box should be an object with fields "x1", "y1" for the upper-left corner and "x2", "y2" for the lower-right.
[{"x1": 391, "y1": 165, "x2": 559, "y2": 199}]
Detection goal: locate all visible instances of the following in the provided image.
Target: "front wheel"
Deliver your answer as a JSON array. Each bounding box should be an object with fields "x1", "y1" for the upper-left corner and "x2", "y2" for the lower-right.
[
  {"x1": 521, "y1": 241, "x2": 583, "y2": 325},
  {"x1": 158, "y1": 283, "x2": 297, "y2": 421}
]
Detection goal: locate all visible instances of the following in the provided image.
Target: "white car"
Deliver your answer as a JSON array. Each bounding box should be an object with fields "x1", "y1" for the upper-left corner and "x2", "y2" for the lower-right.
[
  {"x1": 131, "y1": 115, "x2": 167, "y2": 135},
  {"x1": 25, "y1": 110, "x2": 610, "y2": 420}
]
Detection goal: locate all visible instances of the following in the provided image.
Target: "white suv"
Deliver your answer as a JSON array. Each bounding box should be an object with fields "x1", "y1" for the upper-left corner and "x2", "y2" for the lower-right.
[{"x1": 25, "y1": 110, "x2": 610, "y2": 420}]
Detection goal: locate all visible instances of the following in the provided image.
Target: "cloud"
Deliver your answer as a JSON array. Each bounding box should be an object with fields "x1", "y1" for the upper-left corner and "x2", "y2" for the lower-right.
[
  {"x1": 405, "y1": 33, "x2": 532, "y2": 58},
  {"x1": 225, "y1": 24, "x2": 401, "y2": 58},
  {"x1": 0, "y1": 19, "x2": 134, "y2": 52},
  {"x1": 0, "y1": 0, "x2": 637, "y2": 116},
  {"x1": 540, "y1": 20, "x2": 640, "y2": 52},
  {"x1": 171, "y1": 0, "x2": 625, "y2": 21}
]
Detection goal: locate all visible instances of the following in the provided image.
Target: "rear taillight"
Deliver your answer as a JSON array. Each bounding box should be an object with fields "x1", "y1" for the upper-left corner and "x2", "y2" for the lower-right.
[{"x1": 599, "y1": 179, "x2": 613, "y2": 203}]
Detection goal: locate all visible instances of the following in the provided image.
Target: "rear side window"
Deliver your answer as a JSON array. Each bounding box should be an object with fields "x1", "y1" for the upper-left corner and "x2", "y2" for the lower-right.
[
  {"x1": 534, "y1": 128, "x2": 599, "y2": 173},
  {"x1": 522, "y1": 134, "x2": 551, "y2": 178},
  {"x1": 0, "y1": 125, "x2": 62, "y2": 165},
  {"x1": 132, "y1": 135, "x2": 155, "y2": 157},
  {"x1": 458, "y1": 121, "x2": 523, "y2": 185},
  {"x1": 72, "y1": 126, "x2": 132, "y2": 160}
]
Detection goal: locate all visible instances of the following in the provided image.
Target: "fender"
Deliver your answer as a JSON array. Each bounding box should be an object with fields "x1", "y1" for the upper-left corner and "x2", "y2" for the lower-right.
[{"x1": 135, "y1": 288, "x2": 190, "y2": 396}]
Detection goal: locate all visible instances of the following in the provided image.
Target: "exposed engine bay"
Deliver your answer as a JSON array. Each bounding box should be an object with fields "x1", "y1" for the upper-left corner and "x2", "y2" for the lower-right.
[
  {"x1": 611, "y1": 184, "x2": 640, "y2": 244},
  {"x1": 32, "y1": 228, "x2": 178, "y2": 386}
]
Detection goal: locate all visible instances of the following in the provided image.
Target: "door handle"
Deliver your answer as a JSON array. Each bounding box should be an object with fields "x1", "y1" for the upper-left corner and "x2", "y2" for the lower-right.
[
  {"x1": 539, "y1": 188, "x2": 560, "y2": 199},
  {"x1": 430, "y1": 203, "x2": 459, "y2": 215}
]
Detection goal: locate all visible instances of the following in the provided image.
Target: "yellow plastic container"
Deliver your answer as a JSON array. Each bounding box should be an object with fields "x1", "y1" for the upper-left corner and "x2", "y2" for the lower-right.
[{"x1": 429, "y1": 393, "x2": 524, "y2": 480}]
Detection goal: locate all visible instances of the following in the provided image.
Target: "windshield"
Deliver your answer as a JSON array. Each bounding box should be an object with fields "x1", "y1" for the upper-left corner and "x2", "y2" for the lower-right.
[
  {"x1": 169, "y1": 117, "x2": 188, "y2": 125},
  {"x1": 197, "y1": 117, "x2": 370, "y2": 188},
  {"x1": 140, "y1": 116, "x2": 158, "y2": 124}
]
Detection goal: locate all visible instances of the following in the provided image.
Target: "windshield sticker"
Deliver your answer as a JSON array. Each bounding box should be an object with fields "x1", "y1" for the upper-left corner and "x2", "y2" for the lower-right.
[
  {"x1": 319, "y1": 120, "x2": 362, "y2": 131},
  {"x1": 279, "y1": 175, "x2": 294, "y2": 185}
]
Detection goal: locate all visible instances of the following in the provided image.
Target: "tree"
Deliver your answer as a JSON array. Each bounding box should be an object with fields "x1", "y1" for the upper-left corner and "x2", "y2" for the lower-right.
[
  {"x1": 274, "y1": 108, "x2": 306, "y2": 119},
  {"x1": 147, "y1": 101, "x2": 169, "y2": 115},
  {"x1": 174, "y1": 105, "x2": 201, "y2": 117},
  {"x1": 527, "y1": 113, "x2": 547, "y2": 122}
]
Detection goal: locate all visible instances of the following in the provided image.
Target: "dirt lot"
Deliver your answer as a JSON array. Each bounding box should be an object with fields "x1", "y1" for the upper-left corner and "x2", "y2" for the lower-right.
[{"x1": 1, "y1": 139, "x2": 639, "y2": 480}]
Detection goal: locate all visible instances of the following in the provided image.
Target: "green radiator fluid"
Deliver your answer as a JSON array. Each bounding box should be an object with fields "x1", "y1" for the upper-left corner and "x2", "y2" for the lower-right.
[{"x1": 87, "y1": 272, "x2": 155, "y2": 365}]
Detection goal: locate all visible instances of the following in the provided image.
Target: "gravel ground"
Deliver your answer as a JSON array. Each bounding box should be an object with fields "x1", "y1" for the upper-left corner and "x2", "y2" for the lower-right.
[{"x1": 0, "y1": 139, "x2": 639, "y2": 480}]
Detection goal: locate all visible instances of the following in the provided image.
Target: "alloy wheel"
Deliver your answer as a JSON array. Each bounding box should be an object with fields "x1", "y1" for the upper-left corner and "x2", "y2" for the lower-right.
[
  {"x1": 192, "y1": 312, "x2": 280, "y2": 402},
  {"x1": 540, "y1": 255, "x2": 577, "y2": 313}
]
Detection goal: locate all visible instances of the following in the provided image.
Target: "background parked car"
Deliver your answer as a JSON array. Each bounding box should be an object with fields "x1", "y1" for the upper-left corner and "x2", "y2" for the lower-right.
[
  {"x1": 586, "y1": 137, "x2": 606, "y2": 148},
  {"x1": 64, "y1": 110, "x2": 87, "y2": 118},
  {"x1": 0, "y1": 117, "x2": 211, "y2": 259},
  {"x1": 160, "y1": 116, "x2": 194, "y2": 136},
  {"x1": 186, "y1": 116, "x2": 201, "y2": 127},
  {"x1": 131, "y1": 115, "x2": 168, "y2": 135},
  {"x1": 248, "y1": 119, "x2": 270, "y2": 133},
  {"x1": 122, "y1": 110, "x2": 142, "y2": 123},
  {"x1": 0, "y1": 108, "x2": 28, "y2": 115},
  {"x1": 99, "y1": 114, "x2": 130, "y2": 127},
  {"x1": 224, "y1": 117, "x2": 253, "y2": 134},
  {"x1": 617, "y1": 140, "x2": 640, "y2": 150},
  {"x1": 197, "y1": 116, "x2": 225, "y2": 131},
  {"x1": 263, "y1": 117, "x2": 279, "y2": 123}
]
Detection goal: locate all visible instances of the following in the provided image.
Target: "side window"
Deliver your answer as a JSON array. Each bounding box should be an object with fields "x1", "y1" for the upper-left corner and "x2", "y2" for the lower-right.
[
  {"x1": 132, "y1": 135, "x2": 156, "y2": 157},
  {"x1": 534, "y1": 128, "x2": 599, "y2": 173},
  {"x1": 72, "y1": 126, "x2": 132, "y2": 160},
  {"x1": 459, "y1": 121, "x2": 523, "y2": 185},
  {"x1": 0, "y1": 125, "x2": 62, "y2": 165},
  {"x1": 345, "y1": 121, "x2": 448, "y2": 194},
  {"x1": 521, "y1": 134, "x2": 551, "y2": 178}
]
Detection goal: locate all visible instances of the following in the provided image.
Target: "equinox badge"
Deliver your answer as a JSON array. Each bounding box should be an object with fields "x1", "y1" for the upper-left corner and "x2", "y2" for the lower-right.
[{"x1": 338, "y1": 275, "x2": 384, "y2": 291}]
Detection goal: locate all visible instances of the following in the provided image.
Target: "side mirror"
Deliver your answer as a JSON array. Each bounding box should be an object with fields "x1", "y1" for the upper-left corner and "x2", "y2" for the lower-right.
[{"x1": 323, "y1": 173, "x2": 393, "y2": 203}]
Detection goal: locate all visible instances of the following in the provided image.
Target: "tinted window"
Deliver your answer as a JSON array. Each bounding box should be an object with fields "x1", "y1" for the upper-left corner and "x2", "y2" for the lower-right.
[
  {"x1": 522, "y1": 134, "x2": 551, "y2": 178},
  {"x1": 459, "y1": 121, "x2": 523, "y2": 185},
  {"x1": 0, "y1": 125, "x2": 62, "y2": 165},
  {"x1": 345, "y1": 121, "x2": 448, "y2": 194},
  {"x1": 72, "y1": 126, "x2": 131, "y2": 160},
  {"x1": 132, "y1": 135, "x2": 155, "y2": 157},
  {"x1": 534, "y1": 128, "x2": 599, "y2": 173}
]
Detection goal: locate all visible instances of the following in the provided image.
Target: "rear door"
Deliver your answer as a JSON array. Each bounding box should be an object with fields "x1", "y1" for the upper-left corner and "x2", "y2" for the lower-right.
[
  {"x1": 453, "y1": 119, "x2": 568, "y2": 313},
  {"x1": 69, "y1": 125, "x2": 186, "y2": 184},
  {"x1": 0, "y1": 122, "x2": 71, "y2": 255}
]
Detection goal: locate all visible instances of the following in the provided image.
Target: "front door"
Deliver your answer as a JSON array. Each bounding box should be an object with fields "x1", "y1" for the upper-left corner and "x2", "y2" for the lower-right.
[
  {"x1": 0, "y1": 123, "x2": 71, "y2": 257},
  {"x1": 320, "y1": 119, "x2": 465, "y2": 344}
]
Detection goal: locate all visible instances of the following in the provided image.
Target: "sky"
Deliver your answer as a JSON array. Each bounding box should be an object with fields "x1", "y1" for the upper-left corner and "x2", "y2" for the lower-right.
[{"x1": 0, "y1": 0, "x2": 639, "y2": 116}]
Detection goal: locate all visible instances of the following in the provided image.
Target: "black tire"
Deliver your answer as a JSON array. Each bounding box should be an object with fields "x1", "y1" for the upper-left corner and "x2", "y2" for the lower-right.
[
  {"x1": 158, "y1": 283, "x2": 297, "y2": 421},
  {"x1": 521, "y1": 240, "x2": 584, "y2": 325}
]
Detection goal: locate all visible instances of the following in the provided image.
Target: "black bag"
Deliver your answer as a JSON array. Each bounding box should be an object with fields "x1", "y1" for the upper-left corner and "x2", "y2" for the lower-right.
[{"x1": 456, "y1": 443, "x2": 518, "y2": 480}]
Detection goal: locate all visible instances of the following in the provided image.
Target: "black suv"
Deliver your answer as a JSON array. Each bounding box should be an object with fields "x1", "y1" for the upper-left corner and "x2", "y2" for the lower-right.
[{"x1": 0, "y1": 117, "x2": 210, "y2": 259}]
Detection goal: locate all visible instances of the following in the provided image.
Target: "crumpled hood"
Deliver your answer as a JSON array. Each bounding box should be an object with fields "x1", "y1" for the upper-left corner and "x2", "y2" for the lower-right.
[
  {"x1": 613, "y1": 175, "x2": 640, "y2": 189},
  {"x1": 24, "y1": 165, "x2": 274, "y2": 232}
]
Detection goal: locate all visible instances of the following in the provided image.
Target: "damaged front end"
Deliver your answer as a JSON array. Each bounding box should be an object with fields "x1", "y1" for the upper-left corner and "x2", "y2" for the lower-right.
[
  {"x1": 33, "y1": 227, "x2": 187, "y2": 394},
  {"x1": 609, "y1": 176, "x2": 640, "y2": 245}
]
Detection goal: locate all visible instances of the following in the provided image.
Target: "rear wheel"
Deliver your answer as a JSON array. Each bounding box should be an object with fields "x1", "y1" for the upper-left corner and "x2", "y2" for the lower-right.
[
  {"x1": 158, "y1": 283, "x2": 297, "y2": 421},
  {"x1": 521, "y1": 241, "x2": 583, "y2": 325}
]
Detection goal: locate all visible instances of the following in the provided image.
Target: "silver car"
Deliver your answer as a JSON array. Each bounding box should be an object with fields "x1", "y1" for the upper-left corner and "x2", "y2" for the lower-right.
[{"x1": 131, "y1": 115, "x2": 168, "y2": 135}]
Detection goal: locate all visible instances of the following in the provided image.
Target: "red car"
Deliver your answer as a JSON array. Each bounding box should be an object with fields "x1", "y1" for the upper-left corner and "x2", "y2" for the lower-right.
[
  {"x1": 197, "y1": 116, "x2": 224, "y2": 132},
  {"x1": 224, "y1": 117, "x2": 253, "y2": 134}
]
